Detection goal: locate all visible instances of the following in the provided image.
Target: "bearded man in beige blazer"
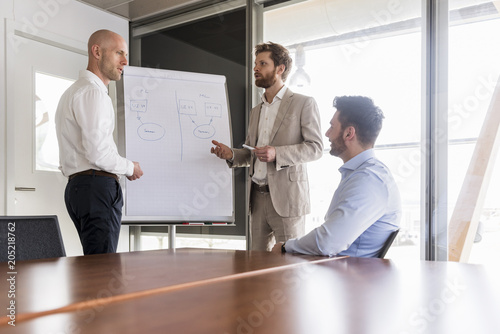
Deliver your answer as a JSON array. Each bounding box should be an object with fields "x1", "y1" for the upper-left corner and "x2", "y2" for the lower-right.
[{"x1": 211, "y1": 42, "x2": 323, "y2": 251}]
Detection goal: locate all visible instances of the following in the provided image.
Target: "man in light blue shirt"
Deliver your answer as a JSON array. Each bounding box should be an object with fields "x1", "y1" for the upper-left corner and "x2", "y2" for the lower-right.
[{"x1": 274, "y1": 96, "x2": 401, "y2": 257}]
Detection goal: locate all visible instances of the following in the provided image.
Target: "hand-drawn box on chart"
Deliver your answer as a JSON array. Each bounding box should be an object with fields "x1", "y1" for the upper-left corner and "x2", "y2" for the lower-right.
[
  {"x1": 178, "y1": 100, "x2": 196, "y2": 115},
  {"x1": 130, "y1": 100, "x2": 147, "y2": 113},
  {"x1": 205, "y1": 103, "x2": 222, "y2": 118}
]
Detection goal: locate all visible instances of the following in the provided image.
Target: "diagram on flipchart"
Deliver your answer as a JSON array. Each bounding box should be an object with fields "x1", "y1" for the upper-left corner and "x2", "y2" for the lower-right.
[
  {"x1": 128, "y1": 90, "x2": 225, "y2": 161},
  {"x1": 129, "y1": 99, "x2": 165, "y2": 141},
  {"x1": 120, "y1": 66, "x2": 233, "y2": 220},
  {"x1": 177, "y1": 97, "x2": 222, "y2": 139}
]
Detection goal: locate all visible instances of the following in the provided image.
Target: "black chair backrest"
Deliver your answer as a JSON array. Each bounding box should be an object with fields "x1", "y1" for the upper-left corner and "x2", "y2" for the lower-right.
[
  {"x1": 0, "y1": 215, "x2": 66, "y2": 262},
  {"x1": 377, "y1": 229, "x2": 399, "y2": 259}
]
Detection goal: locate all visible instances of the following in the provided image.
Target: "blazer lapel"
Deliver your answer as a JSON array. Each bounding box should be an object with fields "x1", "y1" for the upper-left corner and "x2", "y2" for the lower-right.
[{"x1": 269, "y1": 88, "x2": 293, "y2": 142}]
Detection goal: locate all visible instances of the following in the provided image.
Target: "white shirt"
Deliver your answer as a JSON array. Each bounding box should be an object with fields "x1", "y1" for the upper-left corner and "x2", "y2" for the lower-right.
[
  {"x1": 252, "y1": 86, "x2": 286, "y2": 185},
  {"x1": 55, "y1": 70, "x2": 134, "y2": 177},
  {"x1": 285, "y1": 149, "x2": 401, "y2": 257}
]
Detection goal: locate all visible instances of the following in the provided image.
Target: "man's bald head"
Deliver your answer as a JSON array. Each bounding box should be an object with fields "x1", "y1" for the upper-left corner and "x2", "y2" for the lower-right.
[
  {"x1": 87, "y1": 30, "x2": 124, "y2": 55},
  {"x1": 86, "y1": 30, "x2": 128, "y2": 86}
]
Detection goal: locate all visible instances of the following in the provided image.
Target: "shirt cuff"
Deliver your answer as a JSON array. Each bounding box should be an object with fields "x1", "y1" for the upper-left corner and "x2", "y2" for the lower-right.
[
  {"x1": 283, "y1": 238, "x2": 297, "y2": 253},
  {"x1": 126, "y1": 160, "x2": 134, "y2": 176},
  {"x1": 227, "y1": 149, "x2": 235, "y2": 163}
]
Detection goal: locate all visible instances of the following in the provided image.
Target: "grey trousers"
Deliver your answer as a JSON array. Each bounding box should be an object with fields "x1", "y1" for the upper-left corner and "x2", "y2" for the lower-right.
[{"x1": 249, "y1": 188, "x2": 305, "y2": 251}]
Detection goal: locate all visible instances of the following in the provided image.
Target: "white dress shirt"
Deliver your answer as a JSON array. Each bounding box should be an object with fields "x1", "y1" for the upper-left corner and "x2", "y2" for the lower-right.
[
  {"x1": 285, "y1": 149, "x2": 401, "y2": 257},
  {"x1": 55, "y1": 70, "x2": 134, "y2": 177},
  {"x1": 252, "y1": 86, "x2": 286, "y2": 185}
]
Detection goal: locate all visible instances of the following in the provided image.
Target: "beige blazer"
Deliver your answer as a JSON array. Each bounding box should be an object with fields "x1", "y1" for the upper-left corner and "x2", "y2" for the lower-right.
[{"x1": 229, "y1": 88, "x2": 323, "y2": 217}]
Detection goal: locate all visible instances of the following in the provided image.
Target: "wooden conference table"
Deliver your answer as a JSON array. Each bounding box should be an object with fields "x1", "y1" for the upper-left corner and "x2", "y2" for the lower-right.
[{"x1": 1, "y1": 248, "x2": 500, "y2": 333}]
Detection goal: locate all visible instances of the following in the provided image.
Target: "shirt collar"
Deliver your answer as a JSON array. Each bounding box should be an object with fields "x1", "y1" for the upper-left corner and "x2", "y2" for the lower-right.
[
  {"x1": 339, "y1": 149, "x2": 375, "y2": 173},
  {"x1": 80, "y1": 70, "x2": 108, "y2": 93},
  {"x1": 260, "y1": 85, "x2": 287, "y2": 105}
]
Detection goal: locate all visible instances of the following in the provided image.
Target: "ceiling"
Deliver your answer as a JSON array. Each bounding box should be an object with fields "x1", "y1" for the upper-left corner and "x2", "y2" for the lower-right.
[
  {"x1": 77, "y1": 0, "x2": 212, "y2": 21},
  {"x1": 77, "y1": 0, "x2": 246, "y2": 65}
]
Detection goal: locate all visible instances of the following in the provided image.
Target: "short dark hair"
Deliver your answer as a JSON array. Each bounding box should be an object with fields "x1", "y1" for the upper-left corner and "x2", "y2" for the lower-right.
[
  {"x1": 333, "y1": 96, "x2": 384, "y2": 147},
  {"x1": 254, "y1": 42, "x2": 292, "y2": 82}
]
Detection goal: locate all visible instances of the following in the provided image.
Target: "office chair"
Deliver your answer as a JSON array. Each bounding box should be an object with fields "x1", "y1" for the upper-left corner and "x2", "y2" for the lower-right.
[
  {"x1": 376, "y1": 229, "x2": 399, "y2": 259},
  {"x1": 0, "y1": 215, "x2": 66, "y2": 262}
]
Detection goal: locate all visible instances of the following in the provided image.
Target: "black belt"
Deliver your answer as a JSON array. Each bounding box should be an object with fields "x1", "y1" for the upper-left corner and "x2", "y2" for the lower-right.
[
  {"x1": 69, "y1": 169, "x2": 119, "y2": 182},
  {"x1": 252, "y1": 182, "x2": 269, "y2": 193}
]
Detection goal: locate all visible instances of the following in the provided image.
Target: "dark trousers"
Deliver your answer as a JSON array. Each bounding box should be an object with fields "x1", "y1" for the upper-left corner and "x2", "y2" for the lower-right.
[{"x1": 64, "y1": 174, "x2": 123, "y2": 255}]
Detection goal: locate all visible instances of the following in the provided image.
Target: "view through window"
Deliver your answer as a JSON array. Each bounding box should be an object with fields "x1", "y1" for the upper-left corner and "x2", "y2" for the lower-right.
[
  {"x1": 35, "y1": 72, "x2": 74, "y2": 172},
  {"x1": 265, "y1": 0, "x2": 500, "y2": 264},
  {"x1": 448, "y1": 1, "x2": 500, "y2": 266},
  {"x1": 264, "y1": 0, "x2": 422, "y2": 260}
]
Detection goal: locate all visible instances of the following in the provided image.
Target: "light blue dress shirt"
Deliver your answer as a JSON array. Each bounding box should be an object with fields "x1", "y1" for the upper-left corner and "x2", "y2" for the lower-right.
[{"x1": 285, "y1": 149, "x2": 401, "y2": 257}]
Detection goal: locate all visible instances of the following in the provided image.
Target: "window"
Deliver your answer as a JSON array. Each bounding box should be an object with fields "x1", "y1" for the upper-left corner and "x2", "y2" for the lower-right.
[
  {"x1": 447, "y1": 1, "x2": 500, "y2": 265},
  {"x1": 264, "y1": 0, "x2": 422, "y2": 260},
  {"x1": 35, "y1": 72, "x2": 74, "y2": 172},
  {"x1": 264, "y1": 0, "x2": 500, "y2": 264}
]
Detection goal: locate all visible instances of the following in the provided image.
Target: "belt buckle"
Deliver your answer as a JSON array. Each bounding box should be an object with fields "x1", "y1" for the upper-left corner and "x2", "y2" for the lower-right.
[{"x1": 255, "y1": 183, "x2": 266, "y2": 193}]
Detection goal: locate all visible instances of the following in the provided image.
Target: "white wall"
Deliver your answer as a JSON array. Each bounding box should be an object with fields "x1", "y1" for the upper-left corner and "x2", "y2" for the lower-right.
[
  {"x1": 1, "y1": 0, "x2": 130, "y2": 254},
  {"x1": 10, "y1": 0, "x2": 128, "y2": 48}
]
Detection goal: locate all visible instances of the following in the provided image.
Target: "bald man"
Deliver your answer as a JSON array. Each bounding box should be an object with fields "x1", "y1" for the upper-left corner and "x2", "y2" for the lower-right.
[{"x1": 55, "y1": 30, "x2": 143, "y2": 255}]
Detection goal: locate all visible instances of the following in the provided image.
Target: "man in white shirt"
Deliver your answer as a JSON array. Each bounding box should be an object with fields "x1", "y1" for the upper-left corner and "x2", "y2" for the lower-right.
[
  {"x1": 55, "y1": 30, "x2": 143, "y2": 255},
  {"x1": 210, "y1": 42, "x2": 323, "y2": 251},
  {"x1": 274, "y1": 96, "x2": 401, "y2": 257}
]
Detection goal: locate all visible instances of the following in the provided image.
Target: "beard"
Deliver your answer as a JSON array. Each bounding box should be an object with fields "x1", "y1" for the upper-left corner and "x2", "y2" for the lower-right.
[
  {"x1": 329, "y1": 133, "x2": 347, "y2": 157},
  {"x1": 255, "y1": 68, "x2": 277, "y2": 88},
  {"x1": 100, "y1": 54, "x2": 121, "y2": 82}
]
